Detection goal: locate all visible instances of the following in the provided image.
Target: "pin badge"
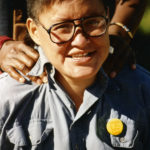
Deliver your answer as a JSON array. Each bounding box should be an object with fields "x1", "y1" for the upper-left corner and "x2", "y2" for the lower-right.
[{"x1": 106, "y1": 118, "x2": 123, "y2": 135}]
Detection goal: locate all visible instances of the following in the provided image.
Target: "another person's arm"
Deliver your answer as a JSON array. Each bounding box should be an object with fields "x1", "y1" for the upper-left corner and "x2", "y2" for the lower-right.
[
  {"x1": 104, "y1": 0, "x2": 147, "y2": 78},
  {"x1": 109, "y1": 0, "x2": 147, "y2": 42},
  {"x1": 0, "y1": 36, "x2": 12, "y2": 74},
  {"x1": 0, "y1": 0, "x2": 47, "y2": 84},
  {"x1": 0, "y1": 36, "x2": 48, "y2": 84}
]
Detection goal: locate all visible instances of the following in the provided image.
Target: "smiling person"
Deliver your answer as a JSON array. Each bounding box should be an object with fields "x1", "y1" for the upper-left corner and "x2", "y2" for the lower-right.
[
  {"x1": 0, "y1": 0, "x2": 150, "y2": 149},
  {"x1": 0, "y1": 0, "x2": 147, "y2": 82}
]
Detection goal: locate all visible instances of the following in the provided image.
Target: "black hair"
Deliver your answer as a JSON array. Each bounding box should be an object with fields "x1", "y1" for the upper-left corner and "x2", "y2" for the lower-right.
[{"x1": 26, "y1": 0, "x2": 115, "y2": 20}]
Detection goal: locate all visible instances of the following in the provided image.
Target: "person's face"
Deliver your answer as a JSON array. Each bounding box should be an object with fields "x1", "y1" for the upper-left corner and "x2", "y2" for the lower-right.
[{"x1": 28, "y1": 0, "x2": 109, "y2": 83}]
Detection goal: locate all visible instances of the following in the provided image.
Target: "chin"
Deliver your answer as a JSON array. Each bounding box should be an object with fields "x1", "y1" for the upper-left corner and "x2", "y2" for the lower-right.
[{"x1": 69, "y1": 69, "x2": 98, "y2": 80}]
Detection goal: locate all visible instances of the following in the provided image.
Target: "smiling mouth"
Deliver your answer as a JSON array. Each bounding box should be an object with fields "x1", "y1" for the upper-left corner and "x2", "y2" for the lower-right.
[{"x1": 68, "y1": 51, "x2": 95, "y2": 58}]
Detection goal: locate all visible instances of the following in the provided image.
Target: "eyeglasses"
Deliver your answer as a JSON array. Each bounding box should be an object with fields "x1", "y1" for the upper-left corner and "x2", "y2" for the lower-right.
[{"x1": 39, "y1": 15, "x2": 109, "y2": 44}]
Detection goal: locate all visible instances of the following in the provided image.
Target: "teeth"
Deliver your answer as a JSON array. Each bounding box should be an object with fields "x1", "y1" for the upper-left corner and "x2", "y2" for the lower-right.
[{"x1": 72, "y1": 53, "x2": 89, "y2": 58}]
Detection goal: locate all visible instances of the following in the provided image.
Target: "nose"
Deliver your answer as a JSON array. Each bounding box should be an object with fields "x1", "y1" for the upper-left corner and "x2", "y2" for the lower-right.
[{"x1": 71, "y1": 27, "x2": 90, "y2": 48}]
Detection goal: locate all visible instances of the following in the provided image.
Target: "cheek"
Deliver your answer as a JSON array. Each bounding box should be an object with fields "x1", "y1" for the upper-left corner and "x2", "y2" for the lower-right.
[
  {"x1": 99, "y1": 33, "x2": 110, "y2": 48},
  {"x1": 38, "y1": 29, "x2": 50, "y2": 46},
  {"x1": 37, "y1": 31, "x2": 56, "y2": 61},
  {"x1": 39, "y1": 38, "x2": 67, "y2": 65},
  {"x1": 94, "y1": 34, "x2": 109, "y2": 56}
]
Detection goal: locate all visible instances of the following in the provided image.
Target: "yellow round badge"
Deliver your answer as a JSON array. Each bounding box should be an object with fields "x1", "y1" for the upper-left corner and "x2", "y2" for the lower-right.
[{"x1": 106, "y1": 118, "x2": 123, "y2": 136}]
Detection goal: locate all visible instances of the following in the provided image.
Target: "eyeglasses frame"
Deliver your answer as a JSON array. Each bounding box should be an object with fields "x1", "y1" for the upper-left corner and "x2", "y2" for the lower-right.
[{"x1": 38, "y1": 15, "x2": 109, "y2": 44}]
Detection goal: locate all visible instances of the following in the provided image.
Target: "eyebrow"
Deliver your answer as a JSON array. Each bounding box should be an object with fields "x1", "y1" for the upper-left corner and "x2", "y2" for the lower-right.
[{"x1": 53, "y1": 11, "x2": 106, "y2": 23}]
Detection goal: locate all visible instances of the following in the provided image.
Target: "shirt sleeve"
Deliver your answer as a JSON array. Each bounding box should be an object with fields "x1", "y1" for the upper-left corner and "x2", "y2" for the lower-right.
[
  {"x1": 0, "y1": 36, "x2": 12, "y2": 49},
  {"x1": 0, "y1": 36, "x2": 12, "y2": 73}
]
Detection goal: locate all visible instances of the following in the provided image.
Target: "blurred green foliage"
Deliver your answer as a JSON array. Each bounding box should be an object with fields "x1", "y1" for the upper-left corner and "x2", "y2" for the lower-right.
[
  {"x1": 132, "y1": 1, "x2": 150, "y2": 71},
  {"x1": 139, "y1": 1, "x2": 150, "y2": 34}
]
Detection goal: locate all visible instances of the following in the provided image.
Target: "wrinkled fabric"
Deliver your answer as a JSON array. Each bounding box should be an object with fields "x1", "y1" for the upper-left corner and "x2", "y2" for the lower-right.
[{"x1": 0, "y1": 47, "x2": 150, "y2": 150}]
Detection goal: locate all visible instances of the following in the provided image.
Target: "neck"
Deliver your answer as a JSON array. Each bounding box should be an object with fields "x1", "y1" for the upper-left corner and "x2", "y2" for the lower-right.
[{"x1": 55, "y1": 73, "x2": 96, "y2": 110}]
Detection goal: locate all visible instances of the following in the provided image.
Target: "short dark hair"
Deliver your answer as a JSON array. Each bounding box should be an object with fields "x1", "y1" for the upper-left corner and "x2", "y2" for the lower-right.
[{"x1": 26, "y1": 0, "x2": 115, "y2": 21}]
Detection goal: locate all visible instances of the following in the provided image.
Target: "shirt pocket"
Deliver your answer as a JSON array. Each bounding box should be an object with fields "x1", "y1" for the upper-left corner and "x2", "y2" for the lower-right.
[
  {"x1": 6, "y1": 121, "x2": 53, "y2": 148},
  {"x1": 110, "y1": 117, "x2": 138, "y2": 148}
]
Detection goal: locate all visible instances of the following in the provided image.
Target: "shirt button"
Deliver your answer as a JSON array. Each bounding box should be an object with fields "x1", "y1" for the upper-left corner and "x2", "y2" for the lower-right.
[
  {"x1": 119, "y1": 137, "x2": 126, "y2": 143},
  {"x1": 87, "y1": 110, "x2": 91, "y2": 115}
]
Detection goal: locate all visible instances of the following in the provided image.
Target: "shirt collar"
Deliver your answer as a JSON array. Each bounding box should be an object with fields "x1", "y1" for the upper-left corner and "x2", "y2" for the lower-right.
[
  {"x1": 27, "y1": 46, "x2": 50, "y2": 76},
  {"x1": 85, "y1": 68, "x2": 109, "y2": 99},
  {"x1": 73, "y1": 69, "x2": 109, "y2": 121}
]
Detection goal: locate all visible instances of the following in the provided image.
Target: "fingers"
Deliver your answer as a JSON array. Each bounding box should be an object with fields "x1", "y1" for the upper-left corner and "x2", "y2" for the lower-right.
[
  {"x1": 27, "y1": 75, "x2": 48, "y2": 85},
  {"x1": 1, "y1": 57, "x2": 30, "y2": 74},
  {"x1": 104, "y1": 35, "x2": 136, "y2": 78},
  {"x1": 0, "y1": 40, "x2": 48, "y2": 84},
  {"x1": 15, "y1": 51, "x2": 36, "y2": 69},
  {"x1": 1, "y1": 40, "x2": 39, "y2": 69},
  {"x1": 109, "y1": 71, "x2": 117, "y2": 78},
  {"x1": 3, "y1": 62, "x2": 48, "y2": 84},
  {"x1": 131, "y1": 64, "x2": 136, "y2": 70},
  {"x1": 14, "y1": 42, "x2": 39, "y2": 68},
  {"x1": 9, "y1": 59, "x2": 48, "y2": 84},
  {"x1": 40, "y1": 70, "x2": 48, "y2": 83},
  {"x1": 26, "y1": 76, "x2": 42, "y2": 84},
  {"x1": 4, "y1": 66, "x2": 25, "y2": 83},
  {"x1": 19, "y1": 42, "x2": 39, "y2": 60},
  {"x1": 10, "y1": 58, "x2": 30, "y2": 75},
  {"x1": 128, "y1": 49, "x2": 136, "y2": 70},
  {"x1": 27, "y1": 68, "x2": 48, "y2": 85},
  {"x1": 0, "y1": 40, "x2": 40, "y2": 83},
  {"x1": 108, "y1": 47, "x2": 130, "y2": 77},
  {"x1": 0, "y1": 58, "x2": 29, "y2": 83}
]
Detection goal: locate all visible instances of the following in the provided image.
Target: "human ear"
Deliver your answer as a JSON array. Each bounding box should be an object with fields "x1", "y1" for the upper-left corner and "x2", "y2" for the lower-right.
[{"x1": 26, "y1": 18, "x2": 41, "y2": 45}]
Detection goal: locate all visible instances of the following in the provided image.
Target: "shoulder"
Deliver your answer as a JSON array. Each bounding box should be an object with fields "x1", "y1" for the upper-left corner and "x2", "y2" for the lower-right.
[
  {"x1": 0, "y1": 73, "x2": 40, "y2": 121},
  {"x1": 115, "y1": 65, "x2": 150, "y2": 85},
  {"x1": 109, "y1": 65, "x2": 150, "y2": 104},
  {"x1": 0, "y1": 73, "x2": 39, "y2": 100},
  {"x1": 113, "y1": 65, "x2": 150, "y2": 112},
  {"x1": 0, "y1": 73, "x2": 52, "y2": 132},
  {"x1": 133, "y1": 65, "x2": 150, "y2": 81},
  {"x1": 0, "y1": 74, "x2": 53, "y2": 148},
  {"x1": 0, "y1": 72, "x2": 52, "y2": 110},
  {"x1": 112, "y1": 65, "x2": 150, "y2": 95},
  {"x1": 107, "y1": 65, "x2": 150, "y2": 98}
]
